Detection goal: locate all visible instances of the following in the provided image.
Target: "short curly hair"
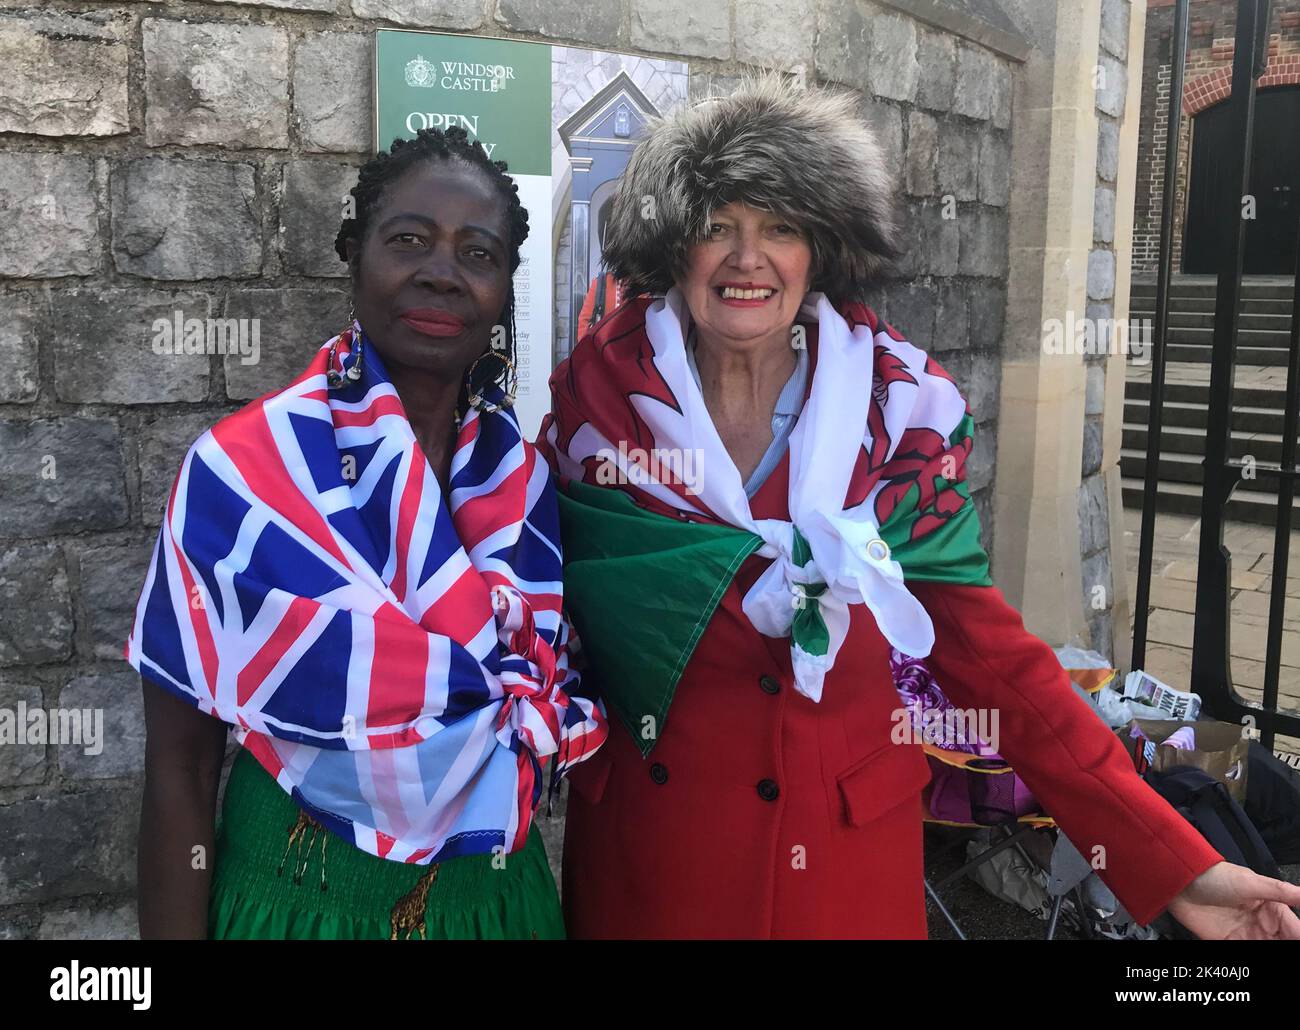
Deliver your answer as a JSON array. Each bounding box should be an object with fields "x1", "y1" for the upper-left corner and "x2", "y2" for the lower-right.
[
  {"x1": 600, "y1": 71, "x2": 904, "y2": 306},
  {"x1": 335, "y1": 125, "x2": 531, "y2": 399}
]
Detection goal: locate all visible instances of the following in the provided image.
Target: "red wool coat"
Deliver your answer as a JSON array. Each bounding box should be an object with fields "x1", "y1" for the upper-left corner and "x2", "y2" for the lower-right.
[{"x1": 560, "y1": 447, "x2": 1224, "y2": 940}]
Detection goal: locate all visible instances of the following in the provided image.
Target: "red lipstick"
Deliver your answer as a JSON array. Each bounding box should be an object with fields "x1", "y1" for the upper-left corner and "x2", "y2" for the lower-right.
[{"x1": 400, "y1": 308, "x2": 467, "y2": 337}]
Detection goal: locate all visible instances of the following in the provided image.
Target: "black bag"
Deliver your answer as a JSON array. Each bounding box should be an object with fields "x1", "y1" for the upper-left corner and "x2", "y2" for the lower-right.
[
  {"x1": 1144, "y1": 764, "x2": 1282, "y2": 940},
  {"x1": 1244, "y1": 740, "x2": 1300, "y2": 865},
  {"x1": 1144, "y1": 764, "x2": 1281, "y2": 880}
]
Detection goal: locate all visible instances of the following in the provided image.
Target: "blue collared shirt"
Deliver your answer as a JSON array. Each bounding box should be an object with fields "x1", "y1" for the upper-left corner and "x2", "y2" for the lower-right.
[{"x1": 685, "y1": 325, "x2": 809, "y2": 498}]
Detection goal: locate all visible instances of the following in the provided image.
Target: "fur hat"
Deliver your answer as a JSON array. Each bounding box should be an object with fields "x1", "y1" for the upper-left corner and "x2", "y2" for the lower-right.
[{"x1": 600, "y1": 71, "x2": 904, "y2": 305}]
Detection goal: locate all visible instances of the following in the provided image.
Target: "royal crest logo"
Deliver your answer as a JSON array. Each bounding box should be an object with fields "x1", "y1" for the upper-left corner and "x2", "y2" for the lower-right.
[{"x1": 404, "y1": 55, "x2": 437, "y2": 88}]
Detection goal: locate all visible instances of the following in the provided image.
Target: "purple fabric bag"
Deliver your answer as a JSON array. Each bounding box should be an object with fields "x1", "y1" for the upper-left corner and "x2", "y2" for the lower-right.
[{"x1": 891, "y1": 649, "x2": 1042, "y2": 825}]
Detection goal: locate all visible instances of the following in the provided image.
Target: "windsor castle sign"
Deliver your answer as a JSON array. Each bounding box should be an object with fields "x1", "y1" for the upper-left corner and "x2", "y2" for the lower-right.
[{"x1": 403, "y1": 54, "x2": 519, "y2": 92}]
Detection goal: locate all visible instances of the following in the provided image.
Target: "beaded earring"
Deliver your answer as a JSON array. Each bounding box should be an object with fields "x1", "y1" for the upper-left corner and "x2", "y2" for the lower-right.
[{"x1": 327, "y1": 299, "x2": 364, "y2": 389}]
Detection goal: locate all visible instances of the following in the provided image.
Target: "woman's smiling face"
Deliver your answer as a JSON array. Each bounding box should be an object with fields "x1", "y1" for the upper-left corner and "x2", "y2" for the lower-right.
[
  {"x1": 676, "y1": 200, "x2": 813, "y2": 347},
  {"x1": 346, "y1": 158, "x2": 511, "y2": 381}
]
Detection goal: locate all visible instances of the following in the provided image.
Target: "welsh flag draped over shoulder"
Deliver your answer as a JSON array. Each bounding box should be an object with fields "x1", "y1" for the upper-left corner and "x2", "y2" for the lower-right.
[{"x1": 538, "y1": 288, "x2": 992, "y2": 755}]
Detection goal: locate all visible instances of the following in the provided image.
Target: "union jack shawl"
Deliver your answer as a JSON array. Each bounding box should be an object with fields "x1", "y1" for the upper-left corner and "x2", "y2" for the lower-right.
[{"x1": 125, "y1": 322, "x2": 608, "y2": 864}]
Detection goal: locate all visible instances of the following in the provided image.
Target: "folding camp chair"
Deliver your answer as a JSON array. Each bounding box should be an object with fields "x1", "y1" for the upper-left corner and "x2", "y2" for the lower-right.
[
  {"x1": 920, "y1": 750, "x2": 1109, "y2": 940},
  {"x1": 916, "y1": 657, "x2": 1121, "y2": 940},
  {"x1": 923, "y1": 817, "x2": 1097, "y2": 940}
]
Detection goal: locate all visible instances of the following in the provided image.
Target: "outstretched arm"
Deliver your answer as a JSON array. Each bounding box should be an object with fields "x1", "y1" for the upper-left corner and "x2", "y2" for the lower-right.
[{"x1": 907, "y1": 579, "x2": 1224, "y2": 927}]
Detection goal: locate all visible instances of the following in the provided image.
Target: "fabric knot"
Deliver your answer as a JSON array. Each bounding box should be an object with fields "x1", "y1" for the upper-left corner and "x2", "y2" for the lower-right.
[
  {"x1": 495, "y1": 676, "x2": 559, "y2": 760},
  {"x1": 788, "y1": 528, "x2": 831, "y2": 659},
  {"x1": 491, "y1": 584, "x2": 528, "y2": 637},
  {"x1": 743, "y1": 511, "x2": 935, "y2": 703}
]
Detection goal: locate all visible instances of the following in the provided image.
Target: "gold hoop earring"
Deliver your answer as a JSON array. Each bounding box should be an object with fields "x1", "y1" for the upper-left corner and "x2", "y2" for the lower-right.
[{"x1": 465, "y1": 350, "x2": 517, "y2": 414}]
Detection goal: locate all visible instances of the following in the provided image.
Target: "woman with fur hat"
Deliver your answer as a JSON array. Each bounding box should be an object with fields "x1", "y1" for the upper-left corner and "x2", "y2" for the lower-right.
[{"x1": 538, "y1": 73, "x2": 1300, "y2": 939}]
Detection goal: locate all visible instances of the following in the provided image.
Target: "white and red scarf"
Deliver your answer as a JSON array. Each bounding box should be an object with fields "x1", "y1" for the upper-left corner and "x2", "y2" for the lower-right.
[{"x1": 542, "y1": 287, "x2": 992, "y2": 703}]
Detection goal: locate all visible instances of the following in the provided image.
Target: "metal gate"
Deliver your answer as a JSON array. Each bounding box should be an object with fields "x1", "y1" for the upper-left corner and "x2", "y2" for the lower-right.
[{"x1": 1131, "y1": 0, "x2": 1300, "y2": 748}]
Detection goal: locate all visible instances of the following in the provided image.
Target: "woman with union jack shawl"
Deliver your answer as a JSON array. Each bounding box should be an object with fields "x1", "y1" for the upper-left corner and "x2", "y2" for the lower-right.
[{"x1": 127, "y1": 128, "x2": 607, "y2": 939}]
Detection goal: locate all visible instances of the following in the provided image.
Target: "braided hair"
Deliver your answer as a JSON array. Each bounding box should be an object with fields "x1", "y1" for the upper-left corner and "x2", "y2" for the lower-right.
[{"x1": 335, "y1": 125, "x2": 530, "y2": 402}]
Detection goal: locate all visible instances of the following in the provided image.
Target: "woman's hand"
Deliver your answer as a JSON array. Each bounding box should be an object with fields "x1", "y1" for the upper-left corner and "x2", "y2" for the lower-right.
[{"x1": 1166, "y1": 861, "x2": 1300, "y2": 939}]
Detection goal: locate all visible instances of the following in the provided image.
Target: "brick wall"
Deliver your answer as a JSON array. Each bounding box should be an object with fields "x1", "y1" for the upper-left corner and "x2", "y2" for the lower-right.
[
  {"x1": 0, "y1": 0, "x2": 1019, "y2": 938},
  {"x1": 1133, "y1": 0, "x2": 1300, "y2": 276}
]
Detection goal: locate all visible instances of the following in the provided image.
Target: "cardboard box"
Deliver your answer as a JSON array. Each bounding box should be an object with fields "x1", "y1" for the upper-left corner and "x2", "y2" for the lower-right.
[{"x1": 1119, "y1": 718, "x2": 1249, "y2": 803}]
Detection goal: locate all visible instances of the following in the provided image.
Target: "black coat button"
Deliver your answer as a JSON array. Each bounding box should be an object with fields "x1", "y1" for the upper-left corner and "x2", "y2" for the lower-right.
[
  {"x1": 759, "y1": 674, "x2": 781, "y2": 695},
  {"x1": 650, "y1": 762, "x2": 668, "y2": 785},
  {"x1": 757, "y1": 778, "x2": 779, "y2": 801}
]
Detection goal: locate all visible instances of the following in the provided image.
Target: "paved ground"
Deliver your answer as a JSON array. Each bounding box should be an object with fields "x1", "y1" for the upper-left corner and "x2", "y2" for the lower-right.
[
  {"x1": 1128, "y1": 359, "x2": 1294, "y2": 392},
  {"x1": 1123, "y1": 505, "x2": 1300, "y2": 755}
]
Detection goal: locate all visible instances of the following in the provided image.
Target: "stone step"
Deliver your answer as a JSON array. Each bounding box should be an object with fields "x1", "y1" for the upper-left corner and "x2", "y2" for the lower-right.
[
  {"x1": 1125, "y1": 398, "x2": 1299, "y2": 435},
  {"x1": 1121, "y1": 334, "x2": 1300, "y2": 524},
  {"x1": 1128, "y1": 310, "x2": 1295, "y2": 331},
  {"x1": 1122, "y1": 447, "x2": 1300, "y2": 489},
  {"x1": 1151, "y1": 325, "x2": 1296, "y2": 347},
  {"x1": 1160, "y1": 343, "x2": 1291, "y2": 365},
  {"x1": 1125, "y1": 379, "x2": 1288, "y2": 408},
  {"x1": 1120, "y1": 474, "x2": 1299, "y2": 524},
  {"x1": 1122, "y1": 420, "x2": 1298, "y2": 462},
  {"x1": 1131, "y1": 280, "x2": 1296, "y2": 302},
  {"x1": 1132, "y1": 298, "x2": 1297, "y2": 316}
]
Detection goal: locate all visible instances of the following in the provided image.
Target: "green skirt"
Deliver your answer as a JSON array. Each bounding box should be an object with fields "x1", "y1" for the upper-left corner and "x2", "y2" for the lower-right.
[{"x1": 208, "y1": 747, "x2": 565, "y2": 940}]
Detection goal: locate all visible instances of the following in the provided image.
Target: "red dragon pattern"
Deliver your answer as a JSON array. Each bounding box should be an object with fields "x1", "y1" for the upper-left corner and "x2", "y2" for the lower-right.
[{"x1": 539, "y1": 294, "x2": 977, "y2": 546}]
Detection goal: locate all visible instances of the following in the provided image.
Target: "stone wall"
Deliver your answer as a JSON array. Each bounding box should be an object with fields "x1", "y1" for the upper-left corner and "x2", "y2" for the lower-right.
[
  {"x1": 0, "y1": 0, "x2": 1021, "y2": 937},
  {"x1": 1132, "y1": 0, "x2": 1300, "y2": 275},
  {"x1": 852, "y1": 4, "x2": 1016, "y2": 561},
  {"x1": 1078, "y1": 0, "x2": 1135, "y2": 665}
]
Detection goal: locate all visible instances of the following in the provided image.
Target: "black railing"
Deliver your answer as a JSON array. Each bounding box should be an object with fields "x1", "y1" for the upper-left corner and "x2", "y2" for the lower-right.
[
  {"x1": 1130, "y1": 0, "x2": 1188, "y2": 674},
  {"x1": 1132, "y1": 0, "x2": 1300, "y2": 749}
]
